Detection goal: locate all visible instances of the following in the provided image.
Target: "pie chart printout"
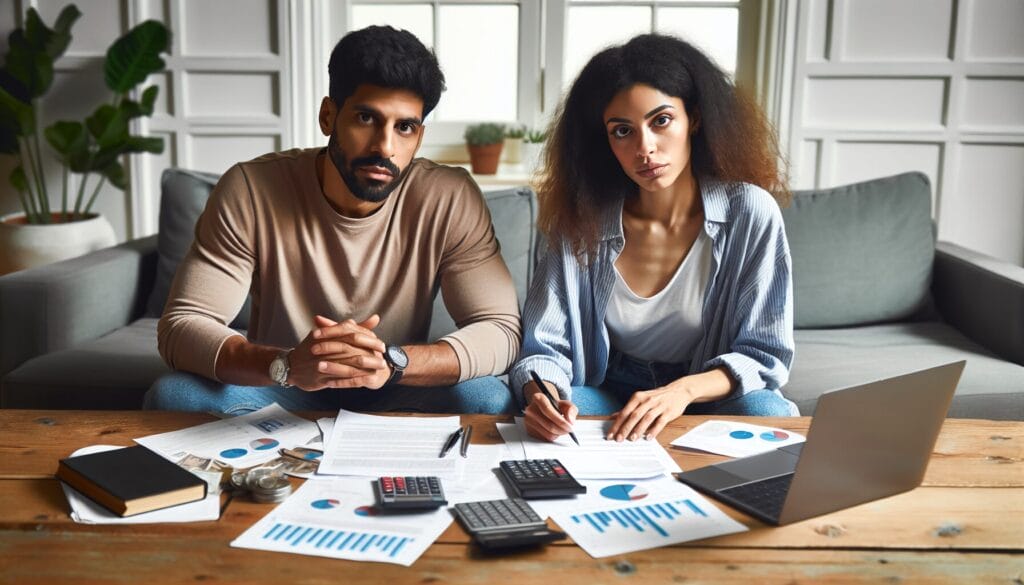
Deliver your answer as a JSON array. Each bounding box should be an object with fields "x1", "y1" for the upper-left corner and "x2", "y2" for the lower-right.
[{"x1": 600, "y1": 484, "x2": 650, "y2": 502}]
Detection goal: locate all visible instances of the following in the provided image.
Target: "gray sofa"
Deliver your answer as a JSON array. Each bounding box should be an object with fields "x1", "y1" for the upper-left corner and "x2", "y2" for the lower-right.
[{"x1": 2, "y1": 169, "x2": 1022, "y2": 419}]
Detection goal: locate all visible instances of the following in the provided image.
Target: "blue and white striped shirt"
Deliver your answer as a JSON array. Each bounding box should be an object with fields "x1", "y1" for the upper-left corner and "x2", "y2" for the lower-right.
[{"x1": 509, "y1": 179, "x2": 795, "y2": 406}]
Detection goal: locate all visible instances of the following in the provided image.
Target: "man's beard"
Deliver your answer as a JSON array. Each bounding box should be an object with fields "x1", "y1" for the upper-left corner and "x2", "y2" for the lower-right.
[{"x1": 327, "y1": 135, "x2": 407, "y2": 203}]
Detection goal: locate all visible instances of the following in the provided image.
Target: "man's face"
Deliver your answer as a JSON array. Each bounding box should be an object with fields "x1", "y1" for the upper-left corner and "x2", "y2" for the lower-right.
[{"x1": 320, "y1": 85, "x2": 425, "y2": 203}]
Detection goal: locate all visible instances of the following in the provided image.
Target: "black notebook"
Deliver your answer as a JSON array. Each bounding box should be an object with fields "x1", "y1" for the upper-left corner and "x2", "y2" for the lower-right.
[{"x1": 57, "y1": 445, "x2": 207, "y2": 517}]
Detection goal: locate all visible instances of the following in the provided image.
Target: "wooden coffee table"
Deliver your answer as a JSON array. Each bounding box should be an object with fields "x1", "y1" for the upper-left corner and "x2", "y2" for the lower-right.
[{"x1": 0, "y1": 410, "x2": 1021, "y2": 584}]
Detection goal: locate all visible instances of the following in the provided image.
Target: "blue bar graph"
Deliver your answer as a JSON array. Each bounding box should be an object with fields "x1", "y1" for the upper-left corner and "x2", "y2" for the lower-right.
[
  {"x1": 260, "y1": 522, "x2": 414, "y2": 558},
  {"x1": 569, "y1": 499, "x2": 709, "y2": 538}
]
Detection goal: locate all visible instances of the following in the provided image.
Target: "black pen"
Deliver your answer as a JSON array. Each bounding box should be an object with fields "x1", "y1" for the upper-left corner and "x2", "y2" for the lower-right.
[
  {"x1": 529, "y1": 370, "x2": 580, "y2": 446},
  {"x1": 439, "y1": 427, "x2": 463, "y2": 458},
  {"x1": 460, "y1": 425, "x2": 473, "y2": 458}
]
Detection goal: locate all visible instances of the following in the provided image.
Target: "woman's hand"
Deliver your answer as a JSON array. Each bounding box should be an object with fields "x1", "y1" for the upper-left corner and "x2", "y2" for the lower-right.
[
  {"x1": 607, "y1": 385, "x2": 693, "y2": 441},
  {"x1": 523, "y1": 381, "x2": 578, "y2": 442}
]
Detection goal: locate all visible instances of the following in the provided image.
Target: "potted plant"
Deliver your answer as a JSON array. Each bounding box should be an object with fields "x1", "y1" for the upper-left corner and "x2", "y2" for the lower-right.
[
  {"x1": 464, "y1": 123, "x2": 505, "y2": 175},
  {"x1": 521, "y1": 128, "x2": 547, "y2": 174},
  {"x1": 503, "y1": 124, "x2": 525, "y2": 164},
  {"x1": 0, "y1": 4, "x2": 170, "y2": 274}
]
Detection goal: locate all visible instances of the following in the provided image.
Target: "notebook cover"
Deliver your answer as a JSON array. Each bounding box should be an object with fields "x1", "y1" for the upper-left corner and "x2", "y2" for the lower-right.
[{"x1": 57, "y1": 445, "x2": 206, "y2": 516}]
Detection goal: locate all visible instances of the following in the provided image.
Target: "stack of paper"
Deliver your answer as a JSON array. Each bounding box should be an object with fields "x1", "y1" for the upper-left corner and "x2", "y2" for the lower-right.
[{"x1": 135, "y1": 403, "x2": 321, "y2": 469}]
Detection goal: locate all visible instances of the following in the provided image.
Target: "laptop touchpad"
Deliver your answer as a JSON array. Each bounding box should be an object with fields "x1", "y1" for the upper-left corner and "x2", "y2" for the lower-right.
[{"x1": 717, "y1": 449, "x2": 800, "y2": 481}]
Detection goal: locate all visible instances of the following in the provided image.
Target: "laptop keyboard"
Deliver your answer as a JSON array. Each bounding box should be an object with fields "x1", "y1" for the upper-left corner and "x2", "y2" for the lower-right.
[{"x1": 719, "y1": 473, "x2": 794, "y2": 521}]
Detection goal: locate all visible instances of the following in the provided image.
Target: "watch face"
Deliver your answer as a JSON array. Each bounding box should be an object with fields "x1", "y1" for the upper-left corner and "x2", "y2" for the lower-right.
[
  {"x1": 270, "y1": 356, "x2": 287, "y2": 384},
  {"x1": 386, "y1": 345, "x2": 409, "y2": 370}
]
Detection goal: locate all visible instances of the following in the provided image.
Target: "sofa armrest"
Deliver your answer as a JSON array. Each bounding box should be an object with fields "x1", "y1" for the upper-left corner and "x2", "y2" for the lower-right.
[
  {"x1": 932, "y1": 240, "x2": 1024, "y2": 366},
  {"x1": 0, "y1": 235, "x2": 158, "y2": 377}
]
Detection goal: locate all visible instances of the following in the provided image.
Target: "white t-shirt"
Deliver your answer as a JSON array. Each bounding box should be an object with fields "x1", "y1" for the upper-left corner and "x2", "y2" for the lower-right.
[{"x1": 605, "y1": 231, "x2": 711, "y2": 363}]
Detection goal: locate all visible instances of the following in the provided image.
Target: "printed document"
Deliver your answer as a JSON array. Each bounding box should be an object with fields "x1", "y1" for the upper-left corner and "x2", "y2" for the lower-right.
[
  {"x1": 135, "y1": 403, "x2": 320, "y2": 469},
  {"x1": 543, "y1": 476, "x2": 746, "y2": 557},
  {"x1": 670, "y1": 420, "x2": 805, "y2": 458},
  {"x1": 231, "y1": 476, "x2": 451, "y2": 566},
  {"x1": 501, "y1": 418, "x2": 681, "y2": 479},
  {"x1": 318, "y1": 410, "x2": 464, "y2": 478}
]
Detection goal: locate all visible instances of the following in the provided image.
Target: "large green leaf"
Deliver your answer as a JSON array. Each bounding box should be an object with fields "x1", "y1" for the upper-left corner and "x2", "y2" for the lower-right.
[
  {"x1": 86, "y1": 104, "x2": 128, "y2": 149},
  {"x1": 43, "y1": 5, "x2": 81, "y2": 60},
  {"x1": 104, "y1": 21, "x2": 170, "y2": 94},
  {"x1": 10, "y1": 165, "x2": 28, "y2": 192},
  {"x1": 100, "y1": 160, "x2": 127, "y2": 190},
  {"x1": 5, "y1": 30, "x2": 54, "y2": 98},
  {"x1": 44, "y1": 120, "x2": 87, "y2": 158},
  {"x1": 120, "y1": 85, "x2": 159, "y2": 118}
]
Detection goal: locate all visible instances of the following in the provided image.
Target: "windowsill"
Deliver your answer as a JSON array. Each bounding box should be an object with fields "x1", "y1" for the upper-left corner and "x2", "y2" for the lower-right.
[{"x1": 451, "y1": 163, "x2": 536, "y2": 188}]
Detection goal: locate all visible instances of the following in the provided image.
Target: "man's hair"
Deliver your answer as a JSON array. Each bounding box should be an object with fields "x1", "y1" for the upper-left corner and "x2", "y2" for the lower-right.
[{"x1": 328, "y1": 26, "x2": 446, "y2": 118}]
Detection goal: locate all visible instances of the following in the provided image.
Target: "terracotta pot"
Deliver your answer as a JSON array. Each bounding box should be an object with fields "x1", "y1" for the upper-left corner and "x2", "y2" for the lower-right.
[
  {"x1": 467, "y1": 142, "x2": 504, "y2": 175},
  {"x1": 0, "y1": 212, "x2": 117, "y2": 275}
]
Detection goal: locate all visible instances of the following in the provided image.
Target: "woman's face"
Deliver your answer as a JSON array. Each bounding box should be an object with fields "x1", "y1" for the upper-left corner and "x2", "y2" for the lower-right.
[{"x1": 603, "y1": 83, "x2": 695, "y2": 193}]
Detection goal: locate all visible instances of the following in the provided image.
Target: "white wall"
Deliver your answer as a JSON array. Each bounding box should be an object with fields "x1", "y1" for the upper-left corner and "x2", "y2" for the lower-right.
[
  {"x1": 780, "y1": 0, "x2": 1024, "y2": 266},
  {"x1": 2, "y1": 0, "x2": 1022, "y2": 267}
]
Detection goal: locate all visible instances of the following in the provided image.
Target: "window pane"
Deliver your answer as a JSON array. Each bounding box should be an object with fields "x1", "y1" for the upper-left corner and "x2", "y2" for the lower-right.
[
  {"x1": 564, "y1": 6, "x2": 651, "y2": 91},
  {"x1": 657, "y1": 7, "x2": 739, "y2": 75},
  {"x1": 351, "y1": 3, "x2": 434, "y2": 49},
  {"x1": 435, "y1": 4, "x2": 519, "y2": 122}
]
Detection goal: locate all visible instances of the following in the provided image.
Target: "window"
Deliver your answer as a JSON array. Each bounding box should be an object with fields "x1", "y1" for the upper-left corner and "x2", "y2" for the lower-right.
[{"x1": 340, "y1": 0, "x2": 747, "y2": 158}]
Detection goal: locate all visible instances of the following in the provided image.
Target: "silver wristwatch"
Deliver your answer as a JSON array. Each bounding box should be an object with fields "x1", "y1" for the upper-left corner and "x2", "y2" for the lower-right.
[{"x1": 269, "y1": 349, "x2": 292, "y2": 387}]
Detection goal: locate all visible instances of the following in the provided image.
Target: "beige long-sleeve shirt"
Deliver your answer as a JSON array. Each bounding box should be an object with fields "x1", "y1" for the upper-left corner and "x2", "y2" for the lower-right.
[{"x1": 158, "y1": 148, "x2": 521, "y2": 382}]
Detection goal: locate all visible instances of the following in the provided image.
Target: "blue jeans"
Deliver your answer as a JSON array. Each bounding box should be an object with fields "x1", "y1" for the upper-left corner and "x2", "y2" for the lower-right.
[
  {"x1": 570, "y1": 349, "x2": 798, "y2": 417},
  {"x1": 143, "y1": 372, "x2": 516, "y2": 415}
]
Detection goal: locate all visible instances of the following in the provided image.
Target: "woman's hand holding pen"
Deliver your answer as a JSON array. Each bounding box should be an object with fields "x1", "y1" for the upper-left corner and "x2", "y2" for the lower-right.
[{"x1": 523, "y1": 380, "x2": 578, "y2": 443}]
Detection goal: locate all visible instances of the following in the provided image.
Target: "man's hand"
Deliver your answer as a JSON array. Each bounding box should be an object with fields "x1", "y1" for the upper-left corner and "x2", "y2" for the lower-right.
[
  {"x1": 607, "y1": 385, "x2": 692, "y2": 442},
  {"x1": 287, "y1": 314, "x2": 391, "y2": 391},
  {"x1": 522, "y1": 380, "x2": 578, "y2": 442}
]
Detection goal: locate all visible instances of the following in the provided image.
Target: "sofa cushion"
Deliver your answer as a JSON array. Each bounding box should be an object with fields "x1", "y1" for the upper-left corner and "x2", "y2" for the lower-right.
[
  {"x1": 429, "y1": 186, "x2": 537, "y2": 341},
  {"x1": 1, "y1": 318, "x2": 169, "y2": 409},
  {"x1": 144, "y1": 169, "x2": 251, "y2": 329},
  {"x1": 786, "y1": 322, "x2": 1024, "y2": 420},
  {"x1": 783, "y1": 172, "x2": 935, "y2": 328}
]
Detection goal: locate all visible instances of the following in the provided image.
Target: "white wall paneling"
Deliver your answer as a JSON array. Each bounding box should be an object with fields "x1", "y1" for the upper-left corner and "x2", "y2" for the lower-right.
[
  {"x1": 781, "y1": 0, "x2": 1024, "y2": 266},
  {"x1": 134, "y1": 0, "x2": 293, "y2": 238}
]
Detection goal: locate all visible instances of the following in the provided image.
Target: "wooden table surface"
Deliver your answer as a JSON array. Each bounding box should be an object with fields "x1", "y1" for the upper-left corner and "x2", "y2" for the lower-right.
[{"x1": 0, "y1": 410, "x2": 1021, "y2": 584}]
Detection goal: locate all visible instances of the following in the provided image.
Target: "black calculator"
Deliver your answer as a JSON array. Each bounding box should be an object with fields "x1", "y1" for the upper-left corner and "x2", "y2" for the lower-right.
[
  {"x1": 453, "y1": 498, "x2": 567, "y2": 550},
  {"x1": 374, "y1": 476, "x2": 448, "y2": 511},
  {"x1": 499, "y1": 459, "x2": 587, "y2": 499}
]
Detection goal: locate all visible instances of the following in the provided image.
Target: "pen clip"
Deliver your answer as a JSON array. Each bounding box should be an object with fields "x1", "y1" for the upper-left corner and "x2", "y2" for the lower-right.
[{"x1": 459, "y1": 425, "x2": 473, "y2": 457}]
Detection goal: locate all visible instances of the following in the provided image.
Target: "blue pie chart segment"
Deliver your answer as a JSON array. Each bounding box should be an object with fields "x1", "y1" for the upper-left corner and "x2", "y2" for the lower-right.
[
  {"x1": 729, "y1": 430, "x2": 755, "y2": 440},
  {"x1": 760, "y1": 430, "x2": 789, "y2": 442},
  {"x1": 220, "y1": 448, "x2": 247, "y2": 459},
  {"x1": 600, "y1": 484, "x2": 649, "y2": 502}
]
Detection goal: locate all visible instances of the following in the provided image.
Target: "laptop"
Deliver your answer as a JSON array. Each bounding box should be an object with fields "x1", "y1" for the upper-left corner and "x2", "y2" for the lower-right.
[{"x1": 676, "y1": 361, "x2": 965, "y2": 526}]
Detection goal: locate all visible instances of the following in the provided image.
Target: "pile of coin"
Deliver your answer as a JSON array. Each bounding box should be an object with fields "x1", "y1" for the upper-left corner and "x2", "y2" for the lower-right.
[{"x1": 230, "y1": 466, "x2": 292, "y2": 503}]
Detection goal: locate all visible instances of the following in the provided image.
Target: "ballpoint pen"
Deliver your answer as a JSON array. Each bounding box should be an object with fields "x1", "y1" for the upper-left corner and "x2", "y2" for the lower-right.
[
  {"x1": 529, "y1": 370, "x2": 580, "y2": 445},
  {"x1": 439, "y1": 427, "x2": 463, "y2": 458},
  {"x1": 459, "y1": 425, "x2": 473, "y2": 457}
]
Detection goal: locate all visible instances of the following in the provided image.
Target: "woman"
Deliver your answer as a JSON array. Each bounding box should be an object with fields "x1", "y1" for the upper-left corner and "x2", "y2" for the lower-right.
[{"x1": 509, "y1": 34, "x2": 798, "y2": 444}]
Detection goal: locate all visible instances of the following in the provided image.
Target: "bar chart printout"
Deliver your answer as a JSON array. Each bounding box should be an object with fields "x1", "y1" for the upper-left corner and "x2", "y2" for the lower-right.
[
  {"x1": 231, "y1": 477, "x2": 452, "y2": 566},
  {"x1": 550, "y1": 485, "x2": 746, "y2": 558}
]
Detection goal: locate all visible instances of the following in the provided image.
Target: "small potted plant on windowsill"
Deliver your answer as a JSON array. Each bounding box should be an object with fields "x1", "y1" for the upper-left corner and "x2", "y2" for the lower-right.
[
  {"x1": 464, "y1": 123, "x2": 505, "y2": 175},
  {"x1": 503, "y1": 124, "x2": 525, "y2": 165},
  {"x1": 521, "y1": 128, "x2": 547, "y2": 174}
]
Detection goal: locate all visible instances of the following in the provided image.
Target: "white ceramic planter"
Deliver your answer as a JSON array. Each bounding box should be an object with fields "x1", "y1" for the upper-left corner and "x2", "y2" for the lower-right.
[
  {"x1": 521, "y1": 142, "x2": 545, "y2": 174},
  {"x1": 0, "y1": 213, "x2": 117, "y2": 275},
  {"x1": 502, "y1": 137, "x2": 522, "y2": 164}
]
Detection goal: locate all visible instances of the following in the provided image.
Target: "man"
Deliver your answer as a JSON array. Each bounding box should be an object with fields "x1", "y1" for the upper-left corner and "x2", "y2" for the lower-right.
[{"x1": 143, "y1": 26, "x2": 521, "y2": 415}]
